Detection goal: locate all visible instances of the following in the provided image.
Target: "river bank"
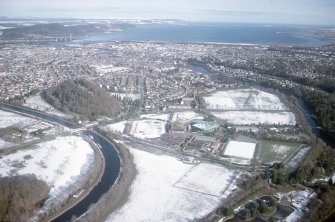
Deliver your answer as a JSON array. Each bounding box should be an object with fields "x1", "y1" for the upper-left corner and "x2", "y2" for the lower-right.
[
  {"x1": 0, "y1": 103, "x2": 123, "y2": 222},
  {"x1": 45, "y1": 136, "x2": 105, "y2": 222},
  {"x1": 78, "y1": 130, "x2": 136, "y2": 222}
]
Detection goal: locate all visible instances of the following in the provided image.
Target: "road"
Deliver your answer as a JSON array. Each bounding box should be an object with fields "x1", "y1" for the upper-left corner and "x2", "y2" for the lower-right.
[{"x1": 0, "y1": 102, "x2": 121, "y2": 222}]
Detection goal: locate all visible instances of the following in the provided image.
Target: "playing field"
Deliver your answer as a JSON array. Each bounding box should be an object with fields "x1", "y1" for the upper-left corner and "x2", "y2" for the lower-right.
[{"x1": 254, "y1": 140, "x2": 302, "y2": 166}]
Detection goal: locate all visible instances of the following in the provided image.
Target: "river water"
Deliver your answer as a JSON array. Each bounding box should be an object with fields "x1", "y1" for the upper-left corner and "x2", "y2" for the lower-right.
[
  {"x1": 53, "y1": 131, "x2": 120, "y2": 222},
  {"x1": 0, "y1": 103, "x2": 121, "y2": 222}
]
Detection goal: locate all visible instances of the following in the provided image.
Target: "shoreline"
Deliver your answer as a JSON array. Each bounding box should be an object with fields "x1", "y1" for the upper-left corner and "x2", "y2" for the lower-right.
[
  {"x1": 77, "y1": 130, "x2": 136, "y2": 222},
  {"x1": 44, "y1": 135, "x2": 106, "y2": 222}
]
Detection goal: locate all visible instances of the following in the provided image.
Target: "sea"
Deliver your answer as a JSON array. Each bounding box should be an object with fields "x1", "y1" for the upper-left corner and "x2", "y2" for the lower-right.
[{"x1": 71, "y1": 23, "x2": 334, "y2": 46}]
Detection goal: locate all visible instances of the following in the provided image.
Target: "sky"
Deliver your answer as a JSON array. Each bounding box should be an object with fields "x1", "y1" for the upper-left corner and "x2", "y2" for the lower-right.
[{"x1": 0, "y1": 0, "x2": 334, "y2": 26}]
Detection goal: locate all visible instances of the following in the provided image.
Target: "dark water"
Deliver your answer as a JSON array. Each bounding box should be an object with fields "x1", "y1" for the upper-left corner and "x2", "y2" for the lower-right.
[
  {"x1": 189, "y1": 62, "x2": 217, "y2": 76},
  {"x1": 297, "y1": 99, "x2": 335, "y2": 148},
  {"x1": 73, "y1": 23, "x2": 332, "y2": 46},
  {"x1": 53, "y1": 131, "x2": 120, "y2": 222},
  {"x1": 0, "y1": 102, "x2": 78, "y2": 129},
  {"x1": 0, "y1": 103, "x2": 121, "y2": 222}
]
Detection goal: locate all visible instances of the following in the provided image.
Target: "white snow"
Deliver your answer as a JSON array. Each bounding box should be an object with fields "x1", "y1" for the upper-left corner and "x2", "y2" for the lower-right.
[
  {"x1": 272, "y1": 144, "x2": 291, "y2": 155},
  {"x1": 277, "y1": 189, "x2": 315, "y2": 222},
  {"x1": 171, "y1": 111, "x2": 203, "y2": 123},
  {"x1": 174, "y1": 163, "x2": 238, "y2": 197},
  {"x1": 224, "y1": 141, "x2": 256, "y2": 159},
  {"x1": 287, "y1": 147, "x2": 310, "y2": 170},
  {"x1": 24, "y1": 94, "x2": 71, "y2": 118},
  {"x1": 213, "y1": 111, "x2": 296, "y2": 125},
  {"x1": 204, "y1": 88, "x2": 287, "y2": 110},
  {"x1": 111, "y1": 92, "x2": 141, "y2": 100},
  {"x1": 0, "y1": 109, "x2": 36, "y2": 128},
  {"x1": 0, "y1": 136, "x2": 94, "y2": 194},
  {"x1": 204, "y1": 88, "x2": 296, "y2": 125},
  {"x1": 235, "y1": 126, "x2": 259, "y2": 132},
  {"x1": 141, "y1": 113, "x2": 171, "y2": 121},
  {"x1": 130, "y1": 119, "x2": 166, "y2": 139},
  {"x1": 95, "y1": 65, "x2": 130, "y2": 75},
  {"x1": 107, "y1": 148, "x2": 239, "y2": 222},
  {"x1": 0, "y1": 138, "x2": 12, "y2": 149},
  {"x1": 0, "y1": 26, "x2": 14, "y2": 30},
  {"x1": 105, "y1": 121, "x2": 127, "y2": 134}
]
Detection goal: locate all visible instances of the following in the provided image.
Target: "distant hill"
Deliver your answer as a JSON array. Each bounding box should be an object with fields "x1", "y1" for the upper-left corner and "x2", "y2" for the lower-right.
[
  {"x1": 0, "y1": 23, "x2": 106, "y2": 39},
  {"x1": 41, "y1": 79, "x2": 121, "y2": 120}
]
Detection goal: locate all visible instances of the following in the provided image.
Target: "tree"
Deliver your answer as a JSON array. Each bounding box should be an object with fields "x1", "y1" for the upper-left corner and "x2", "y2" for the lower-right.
[
  {"x1": 250, "y1": 208, "x2": 259, "y2": 218},
  {"x1": 269, "y1": 197, "x2": 277, "y2": 208},
  {"x1": 258, "y1": 200, "x2": 268, "y2": 214}
]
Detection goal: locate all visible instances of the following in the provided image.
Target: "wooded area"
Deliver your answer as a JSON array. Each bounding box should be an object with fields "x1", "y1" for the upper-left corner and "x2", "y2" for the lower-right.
[
  {"x1": 41, "y1": 79, "x2": 121, "y2": 120},
  {"x1": 0, "y1": 174, "x2": 49, "y2": 222}
]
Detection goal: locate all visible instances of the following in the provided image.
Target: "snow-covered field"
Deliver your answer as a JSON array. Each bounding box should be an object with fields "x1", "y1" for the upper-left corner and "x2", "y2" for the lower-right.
[
  {"x1": 224, "y1": 141, "x2": 256, "y2": 159},
  {"x1": 203, "y1": 88, "x2": 296, "y2": 126},
  {"x1": 0, "y1": 136, "x2": 94, "y2": 194},
  {"x1": 130, "y1": 120, "x2": 166, "y2": 139},
  {"x1": 105, "y1": 121, "x2": 127, "y2": 134},
  {"x1": 94, "y1": 65, "x2": 130, "y2": 75},
  {"x1": 174, "y1": 163, "x2": 238, "y2": 197},
  {"x1": 213, "y1": 111, "x2": 296, "y2": 125},
  {"x1": 0, "y1": 109, "x2": 37, "y2": 128},
  {"x1": 171, "y1": 111, "x2": 203, "y2": 123},
  {"x1": 107, "y1": 149, "x2": 239, "y2": 222},
  {"x1": 204, "y1": 88, "x2": 287, "y2": 110},
  {"x1": 24, "y1": 94, "x2": 71, "y2": 118},
  {"x1": 272, "y1": 144, "x2": 291, "y2": 155},
  {"x1": 23, "y1": 122, "x2": 52, "y2": 133},
  {"x1": 141, "y1": 113, "x2": 171, "y2": 121}
]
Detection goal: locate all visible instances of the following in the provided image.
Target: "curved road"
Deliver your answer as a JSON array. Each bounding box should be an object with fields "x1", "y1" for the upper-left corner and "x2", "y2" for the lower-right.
[{"x1": 0, "y1": 102, "x2": 121, "y2": 222}]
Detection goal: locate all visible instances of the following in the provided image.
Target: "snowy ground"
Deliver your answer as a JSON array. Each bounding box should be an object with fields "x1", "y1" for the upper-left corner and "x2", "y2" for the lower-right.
[
  {"x1": 94, "y1": 65, "x2": 130, "y2": 75},
  {"x1": 0, "y1": 136, "x2": 94, "y2": 194},
  {"x1": 110, "y1": 92, "x2": 141, "y2": 100},
  {"x1": 0, "y1": 109, "x2": 37, "y2": 128},
  {"x1": 104, "y1": 121, "x2": 128, "y2": 134},
  {"x1": 213, "y1": 111, "x2": 296, "y2": 125},
  {"x1": 204, "y1": 88, "x2": 287, "y2": 110},
  {"x1": 0, "y1": 109, "x2": 60, "y2": 137},
  {"x1": 174, "y1": 163, "x2": 238, "y2": 197},
  {"x1": 277, "y1": 189, "x2": 315, "y2": 222},
  {"x1": 203, "y1": 88, "x2": 296, "y2": 126},
  {"x1": 106, "y1": 149, "x2": 240, "y2": 222},
  {"x1": 24, "y1": 94, "x2": 71, "y2": 118},
  {"x1": 141, "y1": 113, "x2": 171, "y2": 121},
  {"x1": 287, "y1": 147, "x2": 311, "y2": 171},
  {"x1": 171, "y1": 111, "x2": 203, "y2": 123},
  {"x1": 224, "y1": 141, "x2": 256, "y2": 159},
  {"x1": 130, "y1": 120, "x2": 166, "y2": 139},
  {"x1": 0, "y1": 138, "x2": 12, "y2": 149},
  {"x1": 235, "y1": 126, "x2": 259, "y2": 133},
  {"x1": 272, "y1": 144, "x2": 291, "y2": 155}
]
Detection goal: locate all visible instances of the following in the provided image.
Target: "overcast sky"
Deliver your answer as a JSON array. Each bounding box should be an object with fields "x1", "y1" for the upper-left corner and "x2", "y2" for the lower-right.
[{"x1": 0, "y1": 0, "x2": 334, "y2": 25}]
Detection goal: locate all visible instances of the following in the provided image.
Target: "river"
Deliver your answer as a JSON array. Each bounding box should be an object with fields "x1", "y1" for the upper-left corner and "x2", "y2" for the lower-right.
[
  {"x1": 53, "y1": 130, "x2": 120, "y2": 222},
  {"x1": 0, "y1": 102, "x2": 121, "y2": 222}
]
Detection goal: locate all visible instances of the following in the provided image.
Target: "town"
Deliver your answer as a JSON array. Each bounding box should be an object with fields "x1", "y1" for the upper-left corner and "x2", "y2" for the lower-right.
[{"x1": 0, "y1": 37, "x2": 335, "y2": 222}]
